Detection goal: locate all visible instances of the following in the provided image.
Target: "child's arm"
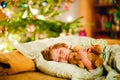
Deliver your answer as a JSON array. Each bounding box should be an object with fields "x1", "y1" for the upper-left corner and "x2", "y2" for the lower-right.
[{"x1": 78, "y1": 50, "x2": 94, "y2": 70}]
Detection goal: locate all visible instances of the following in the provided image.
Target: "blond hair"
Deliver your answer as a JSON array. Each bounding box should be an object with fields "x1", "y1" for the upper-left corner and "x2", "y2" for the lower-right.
[{"x1": 41, "y1": 43, "x2": 69, "y2": 61}]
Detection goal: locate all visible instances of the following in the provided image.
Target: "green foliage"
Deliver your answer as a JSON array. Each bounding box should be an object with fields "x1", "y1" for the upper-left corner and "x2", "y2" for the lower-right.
[
  {"x1": 0, "y1": 17, "x2": 82, "y2": 41},
  {"x1": 0, "y1": 0, "x2": 83, "y2": 43}
]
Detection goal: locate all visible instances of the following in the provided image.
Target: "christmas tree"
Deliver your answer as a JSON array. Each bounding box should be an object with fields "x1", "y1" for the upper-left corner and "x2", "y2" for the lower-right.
[{"x1": 0, "y1": 0, "x2": 83, "y2": 51}]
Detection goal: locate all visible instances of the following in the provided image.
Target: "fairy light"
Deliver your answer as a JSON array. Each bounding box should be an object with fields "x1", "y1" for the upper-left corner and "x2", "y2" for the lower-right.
[
  {"x1": 27, "y1": 24, "x2": 35, "y2": 32},
  {"x1": 6, "y1": 10, "x2": 12, "y2": 19},
  {"x1": 0, "y1": 38, "x2": 6, "y2": 51},
  {"x1": 66, "y1": 16, "x2": 73, "y2": 22},
  {"x1": 31, "y1": 9, "x2": 38, "y2": 15},
  {"x1": 0, "y1": 44, "x2": 5, "y2": 50},
  {"x1": 37, "y1": 15, "x2": 45, "y2": 20},
  {"x1": 13, "y1": 40, "x2": 19, "y2": 46},
  {"x1": 1, "y1": 1, "x2": 7, "y2": 8}
]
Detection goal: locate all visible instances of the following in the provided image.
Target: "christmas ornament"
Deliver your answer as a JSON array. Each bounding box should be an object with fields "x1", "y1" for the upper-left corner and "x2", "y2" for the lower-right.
[
  {"x1": 79, "y1": 30, "x2": 86, "y2": 36},
  {"x1": 1, "y1": 1, "x2": 7, "y2": 8},
  {"x1": 42, "y1": 0, "x2": 48, "y2": 6},
  {"x1": 22, "y1": 2, "x2": 28, "y2": 8},
  {"x1": 33, "y1": 15, "x2": 37, "y2": 20},
  {"x1": 64, "y1": 2, "x2": 69, "y2": 10}
]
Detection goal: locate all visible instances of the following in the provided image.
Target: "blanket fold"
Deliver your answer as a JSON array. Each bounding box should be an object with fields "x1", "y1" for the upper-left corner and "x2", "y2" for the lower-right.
[{"x1": 0, "y1": 51, "x2": 35, "y2": 75}]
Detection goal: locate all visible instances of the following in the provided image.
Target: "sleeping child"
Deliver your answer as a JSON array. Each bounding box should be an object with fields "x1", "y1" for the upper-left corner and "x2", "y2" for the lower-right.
[{"x1": 41, "y1": 43, "x2": 104, "y2": 70}]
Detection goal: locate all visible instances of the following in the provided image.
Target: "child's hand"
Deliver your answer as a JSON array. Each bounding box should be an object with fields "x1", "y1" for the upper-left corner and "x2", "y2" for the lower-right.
[
  {"x1": 85, "y1": 46, "x2": 94, "y2": 53},
  {"x1": 78, "y1": 49, "x2": 94, "y2": 70}
]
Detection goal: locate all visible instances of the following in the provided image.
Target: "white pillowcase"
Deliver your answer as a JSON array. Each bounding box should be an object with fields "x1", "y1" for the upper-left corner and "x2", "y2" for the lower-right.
[{"x1": 14, "y1": 35, "x2": 107, "y2": 79}]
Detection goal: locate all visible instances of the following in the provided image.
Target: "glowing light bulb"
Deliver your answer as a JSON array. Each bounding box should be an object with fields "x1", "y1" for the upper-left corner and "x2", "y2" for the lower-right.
[
  {"x1": 27, "y1": 24, "x2": 35, "y2": 32},
  {"x1": 67, "y1": 16, "x2": 73, "y2": 22},
  {"x1": 31, "y1": 9, "x2": 38, "y2": 15}
]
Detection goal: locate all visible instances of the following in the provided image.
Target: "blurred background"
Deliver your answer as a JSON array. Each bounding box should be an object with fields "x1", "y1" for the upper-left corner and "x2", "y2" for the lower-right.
[{"x1": 0, "y1": 0, "x2": 120, "y2": 51}]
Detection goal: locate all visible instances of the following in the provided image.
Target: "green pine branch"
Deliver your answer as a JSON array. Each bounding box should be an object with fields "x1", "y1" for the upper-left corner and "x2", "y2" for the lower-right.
[{"x1": 0, "y1": 0, "x2": 83, "y2": 42}]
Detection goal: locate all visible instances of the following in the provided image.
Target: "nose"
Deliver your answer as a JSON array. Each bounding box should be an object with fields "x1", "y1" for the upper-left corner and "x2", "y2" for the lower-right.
[
  {"x1": 60, "y1": 54, "x2": 64, "y2": 58},
  {"x1": 59, "y1": 52, "x2": 66, "y2": 59}
]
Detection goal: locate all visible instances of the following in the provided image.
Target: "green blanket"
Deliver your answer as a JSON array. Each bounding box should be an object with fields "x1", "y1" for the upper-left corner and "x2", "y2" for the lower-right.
[
  {"x1": 90, "y1": 44, "x2": 120, "y2": 80},
  {"x1": 103, "y1": 45, "x2": 120, "y2": 80}
]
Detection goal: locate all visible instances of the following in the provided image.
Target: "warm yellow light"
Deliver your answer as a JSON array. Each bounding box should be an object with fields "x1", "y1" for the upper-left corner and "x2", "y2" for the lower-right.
[{"x1": 67, "y1": 16, "x2": 73, "y2": 22}]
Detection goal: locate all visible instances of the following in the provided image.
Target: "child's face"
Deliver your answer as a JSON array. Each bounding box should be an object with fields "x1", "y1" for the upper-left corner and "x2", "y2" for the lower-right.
[{"x1": 50, "y1": 47, "x2": 70, "y2": 63}]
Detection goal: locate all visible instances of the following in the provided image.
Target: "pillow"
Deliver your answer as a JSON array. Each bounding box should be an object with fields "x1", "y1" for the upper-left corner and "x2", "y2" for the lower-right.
[{"x1": 14, "y1": 35, "x2": 107, "y2": 79}]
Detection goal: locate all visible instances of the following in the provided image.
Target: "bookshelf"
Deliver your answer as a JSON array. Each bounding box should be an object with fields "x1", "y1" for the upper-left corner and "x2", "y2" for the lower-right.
[{"x1": 93, "y1": 0, "x2": 120, "y2": 39}]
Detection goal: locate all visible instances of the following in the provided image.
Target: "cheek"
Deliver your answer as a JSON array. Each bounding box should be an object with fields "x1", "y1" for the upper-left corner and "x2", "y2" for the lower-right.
[
  {"x1": 50, "y1": 51, "x2": 59, "y2": 61},
  {"x1": 66, "y1": 49, "x2": 70, "y2": 55}
]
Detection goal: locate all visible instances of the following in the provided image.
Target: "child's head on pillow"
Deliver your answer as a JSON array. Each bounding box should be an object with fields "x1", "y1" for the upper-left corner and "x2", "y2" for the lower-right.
[{"x1": 41, "y1": 43, "x2": 71, "y2": 63}]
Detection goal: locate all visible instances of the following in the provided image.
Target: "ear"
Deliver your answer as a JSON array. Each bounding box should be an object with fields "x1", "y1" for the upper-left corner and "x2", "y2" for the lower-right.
[
  {"x1": 92, "y1": 44, "x2": 103, "y2": 55},
  {"x1": 95, "y1": 57, "x2": 103, "y2": 67},
  {"x1": 73, "y1": 45, "x2": 81, "y2": 52}
]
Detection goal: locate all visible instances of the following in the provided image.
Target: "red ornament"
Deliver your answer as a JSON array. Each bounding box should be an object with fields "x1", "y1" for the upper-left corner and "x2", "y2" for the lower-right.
[
  {"x1": 64, "y1": 3, "x2": 69, "y2": 10},
  {"x1": 33, "y1": 15, "x2": 37, "y2": 20},
  {"x1": 79, "y1": 30, "x2": 86, "y2": 36}
]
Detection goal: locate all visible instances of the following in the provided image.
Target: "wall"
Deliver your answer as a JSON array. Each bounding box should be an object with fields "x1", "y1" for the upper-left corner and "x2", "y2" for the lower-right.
[
  {"x1": 56, "y1": 0, "x2": 80, "y2": 22},
  {"x1": 79, "y1": 0, "x2": 95, "y2": 37}
]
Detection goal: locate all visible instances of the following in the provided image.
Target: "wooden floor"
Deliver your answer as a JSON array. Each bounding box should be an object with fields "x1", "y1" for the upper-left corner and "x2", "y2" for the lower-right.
[
  {"x1": 105, "y1": 39, "x2": 120, "y2": 45},
  {"x1": 0, "y1": 72, "x2": 67, "y2": 80}
]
